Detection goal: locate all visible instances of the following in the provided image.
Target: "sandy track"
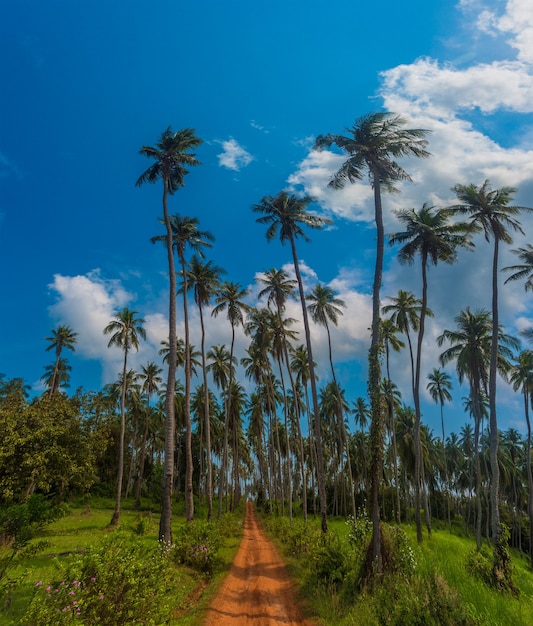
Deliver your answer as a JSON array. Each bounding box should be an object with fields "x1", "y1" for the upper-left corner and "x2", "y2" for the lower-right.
[{"x1": 203, "y1": 501, "x2": 314, "y2": 625}]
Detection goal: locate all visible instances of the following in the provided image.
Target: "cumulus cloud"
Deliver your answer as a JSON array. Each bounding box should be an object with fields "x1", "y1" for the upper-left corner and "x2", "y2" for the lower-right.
[{"x1": 217, "y1": 138, "x2": 253, "y2": 171}]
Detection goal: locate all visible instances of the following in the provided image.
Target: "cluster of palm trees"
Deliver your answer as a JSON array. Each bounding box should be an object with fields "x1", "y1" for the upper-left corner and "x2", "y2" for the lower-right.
[{"x1": 38, "y1": 112, "x2": 533, "y2": 573}]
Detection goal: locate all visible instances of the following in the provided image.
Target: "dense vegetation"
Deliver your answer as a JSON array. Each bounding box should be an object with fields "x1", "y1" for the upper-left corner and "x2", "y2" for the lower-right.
[{"x1": 2, "y1": 111, "x2": 533, "y2": 621}]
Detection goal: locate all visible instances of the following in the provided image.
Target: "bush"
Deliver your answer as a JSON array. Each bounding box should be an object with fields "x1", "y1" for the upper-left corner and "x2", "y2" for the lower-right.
[
  {"x1": 172, "y1": 519, "x2": 221, "y2": 575},
  {"x1": 22, "y1": 532, "x2": 175, "y2": 625}
]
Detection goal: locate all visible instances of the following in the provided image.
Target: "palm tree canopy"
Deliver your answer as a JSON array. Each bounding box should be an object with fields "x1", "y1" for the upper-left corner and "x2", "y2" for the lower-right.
[
  {"x1": 382, "y1": 290, "x2": 430, "y2": 334},
  {"x1": 307, "y1": 283, "x2": 345, "y2": 328},
  {"x1": 136, "y1": 127, "x2": 202, "y2": 194},
  {"x1": 253, "y1": 191, "x2": 332, "y2": 245},
  {"x1": 257, "y1": 268, "x2": 297, "y2": 313},
  {"x1": 152, "y1": 213, "x2": 214, "y2": 259},
  {"x1": 45, "y1": 325, "x2": 78, "y2": 357},
  {"x1": 212, "y1": 281, "x2": 251, "y2": 328},
  {"x1": 446, "y1": 180, "x2": 530, "y2": 244},
  {"x1": 388, "y1": 203, "x2": 474, "y2": 266},
  {"x1": 427, "y1": 368, "x2": 453, "y2": 406},
  {"x1": 380, "y1": 318, "x2": 405, "y2": 353},
  {"x1": 103, "y1": 307, "x2": 146, "y2": 353},
  {"x1": 503, "y1": 244, "x2": 533, "y2": 291},
  {"x1": 314, "y1": 112, "x2": 431, "y2": 192},
  {"x1": 185, "y1": 255, "x2": 225, "y2": 306}
]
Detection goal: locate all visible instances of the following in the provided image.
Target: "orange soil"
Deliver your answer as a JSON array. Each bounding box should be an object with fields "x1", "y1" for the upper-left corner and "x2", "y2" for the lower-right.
[{"x1": 203, "y1": 501, "x2": 315, "y2": 625}]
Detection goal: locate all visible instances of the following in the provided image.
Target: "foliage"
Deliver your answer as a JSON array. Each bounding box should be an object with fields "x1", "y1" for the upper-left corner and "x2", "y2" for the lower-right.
[
  {"x1": 22, "y1": 532, "x2": 176, "y2": 625},
  {"x1": 172, "y1": 519, "x2": 222, "y2": 574}
]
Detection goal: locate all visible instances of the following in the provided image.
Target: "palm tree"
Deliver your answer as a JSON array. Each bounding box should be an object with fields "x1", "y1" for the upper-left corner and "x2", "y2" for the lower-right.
[
  {"x1": 158, "y1": 214, "x2": 214, "y2": 522},
  {"x1": 212, "y1": 282, "x2": 251, "y2": 512},
  {"x1": 427, "y1": 368, "x2": 453, "y2": 529},
  {"x1": 438, "y1": 308, "x2": 517, "y2": 546},
  {"x1": 389, "y1": 203, "x2": 472, "y2": 541},
  {"x1": 307, "y1": 283, "x2": 356, "y2": 517},
  {"x1": 446, "y1": 180, "x2": 530, "y2": 543},
  {"x1": 254, "y1": 191, "x2": 332, "y2": 532},
  {"x1": 103, "y1": 307, "x2": 146, "y2": 526},
  {"x1": 41, "y1": 358, "x2": 72, "y2": 394},
  {"x1": 503, "y1": 244, "x2": 533, "y2": 291},
  {"x1": 509, "y1": 350, "x2": 533, "y2": 564},
  {"x1": 44, "y1": 325, "x2": 78, "y2": 398},
  {"x1": 135, "y1": 361, "x2": 163, "y2": 508},
  {"x1": 315, "y1": 112, "x2": 430, "y2": 565},
  {"x1": 187, "y1": 255, "x2": 225, "y2": 520},
  {"x1": 136, "y1": 126, "x2": 202, "y2": 542}
]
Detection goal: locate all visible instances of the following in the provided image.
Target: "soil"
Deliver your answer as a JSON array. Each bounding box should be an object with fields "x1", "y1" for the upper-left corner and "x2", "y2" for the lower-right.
[{"x1": 203, "y1": 501, "x2": 315, "y2": 625}]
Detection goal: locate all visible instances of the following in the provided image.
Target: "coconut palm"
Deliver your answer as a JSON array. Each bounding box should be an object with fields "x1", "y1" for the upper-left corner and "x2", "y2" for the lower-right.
[
  {"x1": 44, "y1": 325, "x2": 78, "y2": 398},
  {"x1": 307, "y1": 283, "x2": 356, "y2": 517},
  {"x1": 135, "y1": 362, "x2": 163, "y2": 508},
  {"x1": 438, "y1": 308, "x2": 517, "y2": 546},
  {"x1": 187, "y1": 255, "x2": 225, "y2": 520},
  {"x1": 503, "y1": 244, "x2": 533, "y2": 292},
  {"x1": 254, "y1": 190, "x2": 332, "y2": 532},
  {"x1": 446, "y1": 180, "x2": 531, "y2": 543},
  {"x1": 389, "y1": 203, "x2": 472, "y2": 541},
  {"x1": 315, "y1": 112, "x2": 430, "y2": 565},
  {"x1": 212, "y1": 281, "x2": 251, "y2": 512},
  {"x1": 509, "y1": 350, "x2": 533, "y2": 564},
  {"x1": 136, "y1": 126, "x2": 202, "y2": 542},
  {"x1": 427, "y1": 368, "x2": 453, "y2": 529},
  {"x1": 103, "y1": 307, "x2": 146, "y2": 526},
  {"x1": 41, "y1": 358, "x2": 72, "y2": 395}
]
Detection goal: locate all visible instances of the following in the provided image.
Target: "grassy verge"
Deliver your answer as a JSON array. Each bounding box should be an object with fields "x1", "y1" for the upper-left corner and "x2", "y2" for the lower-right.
[
  {"x1": 260, "y1": 511, "x2": 533, "y2": 626},
  {"x1": 0, "y1": 497, "x2": 244, "y2": 625}
]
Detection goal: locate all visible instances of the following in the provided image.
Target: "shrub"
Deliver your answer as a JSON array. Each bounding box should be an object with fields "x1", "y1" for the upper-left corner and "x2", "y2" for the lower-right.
[
  {"x1": 23, "y1": 532, "x2": 175, "y2": 625},
  {"x1": 172, "y1": 519, "x2": 221, "y2": 575}
]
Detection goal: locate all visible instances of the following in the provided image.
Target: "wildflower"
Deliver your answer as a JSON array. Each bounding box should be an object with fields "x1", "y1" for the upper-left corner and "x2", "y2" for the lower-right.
[
  {"x1": 99, "y1": 595, "x2": 104, "y2": 600},
  {"x1": 46, "y1": 586, "x2": 51, "y2": 591},
  {"x1": 35, "y1": 581, "x2": 43, "y2": 587}
]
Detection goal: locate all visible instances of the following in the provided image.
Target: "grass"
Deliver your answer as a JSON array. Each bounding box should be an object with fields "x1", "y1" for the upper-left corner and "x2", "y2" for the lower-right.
[
  {"x1": 262, "y1": 512, "x2": 533, "y2": 626},
  {"x1": 0, "y1": 497, "x2": 244, "y2": 625}
]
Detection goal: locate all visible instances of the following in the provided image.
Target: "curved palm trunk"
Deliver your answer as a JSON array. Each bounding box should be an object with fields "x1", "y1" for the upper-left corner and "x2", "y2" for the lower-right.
[
  {"x1": 135, "y1": 402, "x2": 151, "y2": 509},
  {"x1": 110, "y1": 347, "x2": 128, "y2": 526},
  {"x1": 49, "y1": 347, "x2": 62, "y2": 398},
  {"x1": 217, "y1": 379, "x2": 229, "y2": 518},
  {"x1": 198, "y1": 303, "x2": 214, "y2": 521},
  {"x1": 369, "y1": 175, "x2": 385, "y2": 569},
  {"x1": 472, "y1": 381, "x2": 483, "y2": 549},
  {"x1": 159, "y1": 180, "x2": 177, "y2": 543},
  {"x1": 276, "y1": 359, "x2": 291, "y2": 520},
  {"x1": 290, "y1": 235, "x2": 327, "y2": 533},
  {"x1": 524, "y1": 389, "x2": 533, "y2": 565},
  {"x1": 384, "y1": 345, "x2": 401, "y2": 523},
  {"x1": 489, "y1": 238, "x2": 500, "y2": 543}
]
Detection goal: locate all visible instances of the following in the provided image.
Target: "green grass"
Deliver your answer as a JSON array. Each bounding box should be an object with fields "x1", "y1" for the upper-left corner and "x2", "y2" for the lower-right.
[
  {"x1": 263, "y1": 513, "x2": 533, "y2": 626},
  {"x1": 0, "y1": 498, "x2": 244, "y2": 625}
]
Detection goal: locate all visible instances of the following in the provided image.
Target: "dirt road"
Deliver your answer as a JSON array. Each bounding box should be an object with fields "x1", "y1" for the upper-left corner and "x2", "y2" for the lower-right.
[{"x1": 203, "y1": 501, "x2": 314, "y2": 625}]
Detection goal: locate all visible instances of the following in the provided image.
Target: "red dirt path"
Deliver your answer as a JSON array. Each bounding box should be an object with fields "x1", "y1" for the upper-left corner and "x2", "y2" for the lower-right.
[{"x1": 203, "y1": 501, "x2": 315, "y2": 625}]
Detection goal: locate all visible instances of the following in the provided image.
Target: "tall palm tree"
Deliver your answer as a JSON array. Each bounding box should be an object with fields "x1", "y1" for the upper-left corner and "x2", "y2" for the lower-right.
[
  {"x1": 315, "y1": 112, "x2": 430, "y2": 564},
  {"x1": 427, "y1": 367, "x2": 453, "y2": 529},
  {"x1": 187, "y1": 255, "x2": 225, "y2": 520},
  {"x1": 103, "y1": 307, "x2": 146, "y2": 526},
  {"x1": 45, "y1": 325, "x2": 78, "y2": 398},
  {"x1": 136, "y1": 126, "x2": 202, "y2": 542},
  {"x1": 503, "y1": 244, "x2": 533, "y2": 291},
  {"x1": 509, "y1": 350, "x2": 533, "y2": 564},
  {"x1": 446, "y1": 180, "x2": 530, "y2": 543},
  {"x1": 212, "y1": 282, "x2": 251, "y2": 512},
  {"x1": 438, "y1": 308, "x2": 517, "y2": 546},
  {"x1": 135, "y1": 361, "x2": 163, "y2": 508},
  {"x1": 170, "y1": 215, "x2": 214, "y2": 522},
  {"x1": 254, "y1": 191, "x2": 332, "y2": 532},
  {"x1": 389, "y1": 203, "x2": 472, "y2": 541},
  {"x1": 307, "y1": 283, "x2": 356, "y2": 517},
  {"x1": 41, "y1": 358, "x2": 72, "y2": 395}
]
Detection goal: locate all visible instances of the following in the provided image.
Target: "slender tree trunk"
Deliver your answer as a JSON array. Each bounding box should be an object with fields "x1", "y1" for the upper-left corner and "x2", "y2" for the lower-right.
[
  {"x1": 159, "y1": 181, "x2": 177, "y2": 543},
  {"x1": 135, "y1": 404, "x2": 151, "y2": 509},
  {"x1": 369, "y1": 176, "x2": 384, "y2": 570},
  {"x1": 290, "y1": 236, "x2": 328, "y2": 533},
  {"x1": 199, "y1": 303, "x2": 214, "y2": 521},
  {"x1": 110, "y1": 348, "x2": 128, "y2": 526},
  {"x1": 524, "y1": 391, "x2": 533, "y2": 565},
  {"x1": 489, "y1": 238, "x2": 500, "y2": 543}
]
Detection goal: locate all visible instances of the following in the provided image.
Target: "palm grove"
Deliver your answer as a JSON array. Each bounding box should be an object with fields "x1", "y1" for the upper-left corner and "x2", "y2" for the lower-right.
[{"x1": 3, "y1": 113, "x2": 533, "y2": 579}]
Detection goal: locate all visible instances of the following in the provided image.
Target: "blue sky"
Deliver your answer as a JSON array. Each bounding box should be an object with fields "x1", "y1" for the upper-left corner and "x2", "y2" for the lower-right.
[{"x1": 2, "y1": 0, "x2": 533, "y2": 438}]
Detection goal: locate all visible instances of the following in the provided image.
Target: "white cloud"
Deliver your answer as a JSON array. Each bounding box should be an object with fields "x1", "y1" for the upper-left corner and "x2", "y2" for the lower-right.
[{"x1": 217, "y1": 138, "x2": 253, "y2": 171}]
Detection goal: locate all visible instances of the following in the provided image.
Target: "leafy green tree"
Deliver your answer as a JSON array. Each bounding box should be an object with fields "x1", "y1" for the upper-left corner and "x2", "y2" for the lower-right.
[
  {"x1": 254, "y1": 191, "x2": 332, "y2": 532},
  {"x1": 103, "y1": 307, "x2": 145, "y2": 526},
  {"x1": 44, "y1": 325, "x2": 78, "y2": 397},
  {"x1": 315, "y1": 112, "x2": 430, "y2": 566},
  {"x1": 389, "y1": 203, "x2": 471, "y2": 541},
  {"x1": 446, "y1": 180, "x2": 531, "y2": 543},
  {"x1": 136, "y1": 126, "x2": 202, "y2": 542}
]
